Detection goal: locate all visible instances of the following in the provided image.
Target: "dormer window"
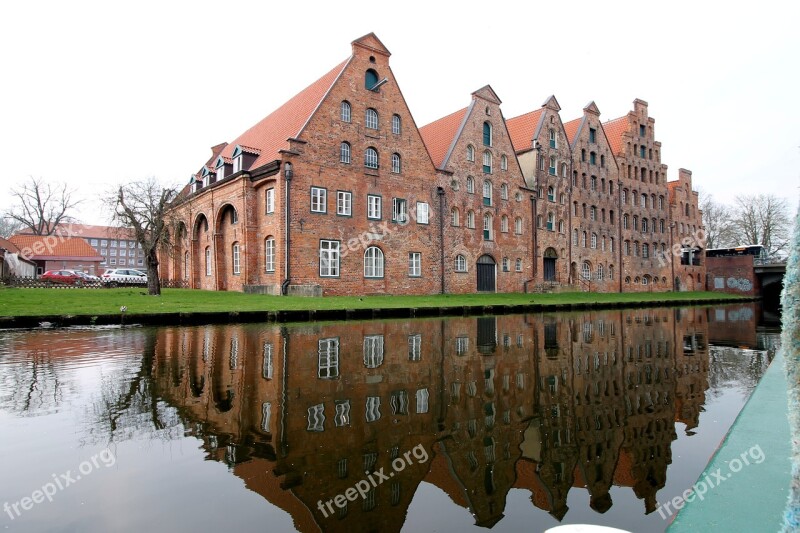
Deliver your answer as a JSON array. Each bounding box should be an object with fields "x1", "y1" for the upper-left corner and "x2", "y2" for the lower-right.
[
  {"x1": 216, "y1": 158, "x2": 226, "y2": 181},
  {"x1": 233, "y1": 155, "x2": 242, "y2": 174}
]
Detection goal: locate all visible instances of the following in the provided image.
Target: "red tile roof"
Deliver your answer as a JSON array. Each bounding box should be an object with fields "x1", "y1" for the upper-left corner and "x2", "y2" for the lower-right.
[
  {"x1": 21, "y1": 223, "x2": 136, "y2": 241},
  {"x1": 419, "y1": 107, "x2": 468, "y2": 169},
  {"x1": 563, "y1": 117, "x2": 582, "y2": 146},
  {"x1": 9, "y1": 235, "x2": 104, "y2": 260},
  {"x1": 506, "y1": 108, "x2": 544, "y2": 152},
  {"x1": 0, "y1": 237, "x2": 22, "y2": 254},
  {"x1": 602, "y1": 116, "x2": 629, "y2": 156},
  {"x1": 215, "y1": 60, "x2": 349, "y2": 171}
]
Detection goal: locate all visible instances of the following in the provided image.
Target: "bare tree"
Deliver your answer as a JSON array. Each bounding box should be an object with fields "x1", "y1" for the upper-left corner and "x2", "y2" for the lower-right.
[
  {"x1": 107, "y1": 178, "x2": 177, "y2": 295},
  {"x1": 0, "y1": 216, "x2": 23, "y2": 238},
  {"x1": 700, "y1": 194, "x2": 734, "y2": 249},
  {"x1": 731, "y1": 194, "x2": 791, "y2": 258},
  {"x1": 5, "y1": 176, "x2": 81, "y2": 235}
]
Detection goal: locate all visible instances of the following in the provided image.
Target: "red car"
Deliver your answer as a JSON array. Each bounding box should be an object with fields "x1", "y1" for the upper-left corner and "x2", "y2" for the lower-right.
[{"x1": 40, "y1": 270, "x2": 85, "y2": 285}]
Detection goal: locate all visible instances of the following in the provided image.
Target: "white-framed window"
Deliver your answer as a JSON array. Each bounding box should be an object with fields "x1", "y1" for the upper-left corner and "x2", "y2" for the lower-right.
[
  {"x1": 318, "y1": 338, "x2": 339, "y2": 379},
  {"x1": 641, "y1": 193, "x2": 647, "y2": 208},
  {"x1": 501, "y1": 215, "x2": 509, "y2": 233},
  {"x1": 110, "y1": 258, "x2": 116, "y2": 265},
  {"x1": 337, "y1": 191, "x2": 352, "y2": 216},
  {"x1": 120, "y1": 240, "x2": 127, "y2": 248},
  {"x1": 100, "y1": 239, "x2": 107, "y2": 247},
  {"x1": 340, "y1": 100, "x2": 351, "y2": 122},
  {"x1": 392, "y1": 114, "x2": 401, "y2": 135},
  {"x1": 260, "y1": 402, "x2": 272, "y2": 432},
  {"x1": 549, "y1": 156, "x2": 556, "y2": 175},
  {"x1": 365, "y1": 108, "x2": 378, "y2": 129},
  {"x1": 205, "y1": 247, "x2": 212, "y2": 276},
  {"x1": 90, "y1": 239, "x2": 98, "y2": 246},
  {"x1": 363, "y1": 335, "x2": 384, "y2": 368},
  {"x1": 483, "y1": 180, "x2": 492, "y2": 206},
  {"x1": 183, "y1": 251, "x2": 189, "y2": 280},
  {"x1": 366, "y1": 396, "x2": 381, "y2": 422},
  {"x1": 364, "y1": 246, "x2": 384, "y2": 278},
  {"x1": 416, "y1": 389, "x2": 429, "y2": 414},
  {"x1": 408, "y1": 252, "x2": 421, "y2": 277},
  {"x1": 467, "y1": 144, "x2": 475, "y2": 162},
  {"x1": 456, "y1": 336, "x2": 469, "y2": 355},
  {"x1": 119, "y1": 259, "x2": 126, "y2": 265},
  {"x1": 319, "y1": 240, "x2": 340, "y2": 277},
  {"x1": 311, "y1": 187, "x2": 327, "y2": 213},
  {"x1": 500, "y1": 183, "x2": 508, "y2": 200},
  {"x1": 365, "y1": 147, "x2": 378, "y2": 169},
  {"x1": 502, "y1": 257, "x2": 509, "y2": 272},
  {"x1": 582, "y1": 262, "x2": 591, "y2": 281},
  {"x1": 590, "y1": 206, "x2": 597, "y2": 221},
  {"x1": 266, "y1": 188, "x2": 275, "y2": 213},
  {"x1": 408, "y1": 334, "x2": 422, "y2": 361},
  {"x1": 451, "y1": 207, "x2": 460, "y2": 226},
  {"x1": 334, "y1": 400, "x2": 350, "y2": 427},
  {"x1": 110, "y1": 240, "x2": 117, "y2": 247},
  {"x1": 263, "y1": 342, "x2": 273, "y2": 379},
  {"x1": 466, "y1": 176, "x2": 475, "y2": 193},
  {"x1": 483, "y1": 150, "x2": 492, "y2": 173},
  {"x1": 546, "y1": 212, "x2": 555, "y2": 231},
  {"x1": 416, "y1": 202, "x2": 429, "y2": 224},
  {"x1": 467, "y1": 210, "x2": 475, "y2": 229},
  {"x1": 307, "y1": 404, "x2": 325, "y2": 432},
  {"x1": 367, "y1": 195, "x2": 381, "y2": 219},
  {"x1": 483, "y1": 213, "x2": 493, "y2": 241},
  {"x1": 515, "y1": 217, "x2": 523, "y2": 234},
  {"x1": 591, "y1": 233, "x2": 598, "y2": 249},
  {"x1": 391, "y1": 390, "x2": 409, "y2": 415},
  {"x1": 233, "y1": 154, "x2": 242, "y2": 173},
  {"x1": 340, "y1": 142, "x2": 351, "y2": 164},
  {"x1": 501, "y1": 154, "x2": 508, "y2": 171},
  {"x1": 515, "y1": 258, "x2": 522, "y2": 272},
  {"x1": 455, "y1": 254, "x2": 467, "y2": 272},
  {"x1": 265, "y1": 237, "x2": 275, "y2": 272},
  {"x1": 120, "y1": 249, "x2": 127, "y2": 257},
  {"x1": 392, "y1": 198, "x2": 407, "y2": 223},
  {"x1": 391, "y1": 153, "x2": 401, "y2": 173},
  {"x1": 549, "y1": 128, "x2": 557, "y2": 148},
  {"x1": 232, "y1": 243, "x2": 241, "y2": 274},
  {"x1": 582, "y1": 231, "x2": 587, "y2": 247}
]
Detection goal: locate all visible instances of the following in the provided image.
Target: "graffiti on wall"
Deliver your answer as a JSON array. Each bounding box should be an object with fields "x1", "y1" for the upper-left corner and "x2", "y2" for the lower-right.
[{"x1": 726, "y1": 277, "x2": 753, "y2": 292}]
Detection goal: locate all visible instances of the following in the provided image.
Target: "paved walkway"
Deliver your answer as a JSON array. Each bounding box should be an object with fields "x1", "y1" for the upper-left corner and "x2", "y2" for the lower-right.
[{"x1": 669, "y1": 352, "x2": 791, "y2": 532}]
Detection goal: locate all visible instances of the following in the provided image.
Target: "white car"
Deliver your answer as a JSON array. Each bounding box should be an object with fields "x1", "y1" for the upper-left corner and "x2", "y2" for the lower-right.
[{"x1": 101, "y1": 268, "x2": 148, "y2": 286}]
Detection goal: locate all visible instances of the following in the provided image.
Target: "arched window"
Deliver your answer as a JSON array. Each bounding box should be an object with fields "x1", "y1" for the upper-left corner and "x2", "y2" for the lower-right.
[
  {"x1": 365, "y1": 108, "x2": 378, "y2": 130},
  {"x1": 624, "y1": 240, "x2": 630, "y2": 256},
  {"x1": 641, "y1": 193, "x2": 647, "y2": 208},
  {"x1": 483, "y1": 180, "x2": 492, "y2": 206},
  {"x1": 340, "y1": 142, "x2": 351, "y2": 163},
  {"x1": 685, "y1": 203, "x2": 690, "y2": 216},
  {"x1": 558, "y1": 220, "x2": 565, "y2": 233},
  {"x1": 573, "y1": 229, "x2": 579, "y2": 246},
  {"x1": 609, "y1": 265, "x2": 614, "y2": 280},
  {"x1": 658, "y1": 196, "x2": 664, "y2": 209},
  {"x1": 265, "y1": 237, "x2": 275, "y2": 272},
  {"x1": 559, "y1": 193, "x2": 566, "y2": 204},
  {"x1": 451, "y1": 207, "x2": 460, "y2": 227},
  {"x1": 467, "y1": 145, "x2": 475, "y2": 162},
  {"x1": 634, "y1": 241, "x2": 640, "y2": 257},
  {"x1": 364, "y1": 247, "x2": 384, "y2": 278},
  {"x1": 232, "y1": 243, "x2": 241, "y2": 274},
  {"x1": 203, "y1": 246, "x2": 212, "y2": 276},
  {"x1": 591, "y1": 233, "x2": 598, "y2": 249},
  {"x1": 642, "y1": 243, "x2": 649, "y2": 258},
  {"x1": 549, "y1": 156, "x2": 556, "y2": 175},
  {"x1": 549, "y1": 128, "x2": 557, "y2": 148},
  {"x1": 483, "y1": 122, "x2": 492, "y2": 146},
  {"x1": 561, "y1": 163, "x2": 568, "y2": 177},
  {"x1": 392, "y1": 114, "x2": 401, "y2": 135},
  {"x1": 547, "y1": 186, "x2": 555, "y2": 202},
  {"x1": 590, "y1": 206, "x2": 597, "y2": 221},
  {"x1": 623, "y1": 214, "x2": 629, "y2": 229},
  {"x1": 501, "y1": 215, "x2": 509, "y2": 233},
  {"x1": 483, "y1": 151, "x2": 492, "y2": 173},
  {"x1": 467, "y1": 210, "x2": 475, "y2": 229},
  {"x1": 622, "y1": 189, "x2": 628, "y2": 204},
  {"x1": 642, "y1": 218, "x2": 649, "y2": 233},
  {"x1": 597, "y1": 264, "x2": 604, "y2": 280},
  {"x1": 483, "y1": 213, "x2": 493, "y2": 240},
  {"x1": 515, "y1": 217, "x2": 523, "y2": 234},
  {"x1": 501, "y1": 154, "x2": 508, "y2": 171},
  {"x1": 515, "y1": 258, "x2": 522, "y2": 272},
  {"x1": 502, "y1": 257, "x2": 509, "y2": 272},
  {"x1": 340, "y1": 101, "x2": 351, "y2": 122},
  {"x1": 591, "y1": 176, "x2": 597, "y2": 191},
  {"x1": 625, "y1": 276, "x2": 631, "y2": 284},
  {"x1": 500, "y1": 183, "x2": 508, "y2": 200},
  {"x1": 581, "y1": 231, "x2": 587, "y2": 247},
  {"x1": 610, "y1": 237, "x2": 615, "y2": 253},
  {"x1": 365, "y1": 147, "x2": 378, "y2": 169},
  {"x1": 633, "y1": 215, "x2": 639, "y2": 230},
  {"x1": 391, "y1": 153, "x2": 401, "y2": 173},
  {"x1": 466, "y1": 176, "x2": 475, "y2": 193},
  {"x1": 365, "y1": 69, "x2": 379, "y2": 90},
  {"x1": 642, "y1": 275, "x2": 650, "y2": 286},
  {"x1": 660, "y1": 219, "x2": 665, "y2": 233},
  {"x1": 547, "y1": 212, "x2": 555, "y2": 231},
  {"x1": 582, "y1": 262, "x2": 591, "y2": 281},
  {"x1": 455, "y1": 254, "x2": 467, "y2": 272}
]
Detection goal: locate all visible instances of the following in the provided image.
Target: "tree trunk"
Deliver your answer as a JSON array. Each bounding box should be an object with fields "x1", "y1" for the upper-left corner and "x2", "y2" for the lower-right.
[{"x1": 146, "y1": 250, "x2": 161, "y2": 296}]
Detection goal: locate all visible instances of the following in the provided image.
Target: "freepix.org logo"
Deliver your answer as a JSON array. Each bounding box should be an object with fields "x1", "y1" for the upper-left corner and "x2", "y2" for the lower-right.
[{"x1": 316, "y1": 444, "x2": 429, "y2": 518}]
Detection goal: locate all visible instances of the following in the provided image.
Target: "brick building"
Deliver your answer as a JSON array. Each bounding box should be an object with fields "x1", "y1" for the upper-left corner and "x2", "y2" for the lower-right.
[
  {"x1": 9, "y1": 234, "x2": 104, "y2": 275},
  {"x1": 161, "y1": 33, "x2": 704, "y2": 295}
]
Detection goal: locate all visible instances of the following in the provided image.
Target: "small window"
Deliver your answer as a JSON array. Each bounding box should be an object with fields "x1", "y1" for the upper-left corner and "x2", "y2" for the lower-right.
[
  {"x1": 392, "y1": 198, "x2": 408, "y2": 223},
  {"x1": 320, "y1": 240, "x2": 340, "y2": 277},
  {"x1": 502, "y1": 257, "x2": 509, "y2": 272},
  {"x1": 582, "y1": 262, "x2": 591, "y2": 281},
  {"x1": 230, "y1": 207, "x2": 238, "y2": 224},
  {"x1": 639, "y1": 124, "x2": 646, "y2": 137},
  {"x1": 483, "y1": 180, "x2": 492, "y2": 206},
  {"x1": 466, "y1": 176, "x2": 475, "y2": 193},
  {"x1": 589, "y1": 128, "x2": 596, "y2": 143},
  {"x1": 205, "y1": 247, "x2": 212, "y2": 276},
  {"x1": 367, "y1": 195, "x2": 381, "y2": 220},
  {"x1": 483, "y1": 151, "x2": 492, "y2": 173},
  {"x1": 337, "y1": 191, "x2": 352, "y2": 216},
  {"x1": 501, "y1": 154, "x2": 508, "y2": 171},
  {"x1": 416, "y1": 202, "x2": 429, "y2": 224},
  {"x1": 483, "y1": 213, "x2": 493, "y2": 241},
  {"x1": 590, "y1": 152, "x2": 597, "y2": 165},
  {"x1": 232, "y1": 243, "x2": 241, "y2": 274},
  {"x1": 365, "y1": 108, "x2": 378, "y2": 130},
  {"x1": 408, "y1": 252, "x2": 421, "y2": 277},
  {"x1": 467, "y1": 145, "x2": 475, "y2": 162},
  {"x1": 549, "y1": 128, "x2": 556, "y2": 148},
  {"x1": 500, "y1": 183, "x2": 508, "y2": 200},
  {"x1": 549, "y1": 156, "x2": 556, "y2": 175},
  {"x1": 340, "y1": 101, "x2": 351, "y2": 122},
  {"x1": 546, "y1": 212, "x2": 554, "y2": 231},
  {"x1": 265, "y1": 238, "x2": 275, "y2": 272},
  {"x1": 501, "y1": 215, "x2": 508, "y2": 233},
  {"x1": 600, "y1": 155, "x2": 605, "y2": 167},
  {"x1": 365, "y1": 69, "x2": 379, "y2": 90},
  {"x1": 515, "y1": 258, "x2": 522, "y2": 272},
  {"x1": 467, "y1": 210, "x2": 475, "y2": 229},
  {"x1": 591, "y1": 233, "x2": 597, "y2": 249},
  {"x1": 640, "y1": 145, "x2": 646, "y2": 158},
  {"x1": 391, "y1": 153, "x2": 401, "y2": 173},
  {"x1": 455, "y1": 254, "x2": 467, "y2": 272},
  {"x1": 515, "y1": 217, "x2": 522, "y2": 234},
  {"x1": 365, "y1": 147, "x2": 378, "y2": 169},
  {"x1": 311, "y1": 187, "x2": 327, "y2": 213},
  {"x1": 266, "y1": 188, "x2": 275, "y2": 214},
  {"x1": 392, "y1": 114, "x2": 401, "y2": 135},
  {"x1": 483, "y1": 122, "x2": 492, "y2": 146},
  {"x1": 340, "y1": 142, "x2": 351, "y2": 164},
  {"x1": 364, "y1": 247, "x2": 384, "y2": 278},
  {"x1": 451, "y1": 207, "x2": 460, "y2": 227}
]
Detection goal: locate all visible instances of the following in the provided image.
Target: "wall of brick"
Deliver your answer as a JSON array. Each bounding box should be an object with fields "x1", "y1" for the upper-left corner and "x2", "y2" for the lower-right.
[{"x1": 705, "y1": 255, "x2": 758, "y2": 296}]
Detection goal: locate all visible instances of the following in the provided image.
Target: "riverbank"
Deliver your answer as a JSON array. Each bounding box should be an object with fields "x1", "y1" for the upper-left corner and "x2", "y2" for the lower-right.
[{"x1": 0, "y1": 288, "x2": 753, "y2": 329}]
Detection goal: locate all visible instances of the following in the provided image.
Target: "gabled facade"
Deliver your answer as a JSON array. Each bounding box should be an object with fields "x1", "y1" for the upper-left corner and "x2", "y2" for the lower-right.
[
  {"x1": 668, "y1": 169, "x2": 705, "y2": 290},
  {"x1": 420, "y1": 86, "x2": 532, "y2": 293},
  {"x1": 507, "y1": 96, "x2": 572, "y2": 286}
]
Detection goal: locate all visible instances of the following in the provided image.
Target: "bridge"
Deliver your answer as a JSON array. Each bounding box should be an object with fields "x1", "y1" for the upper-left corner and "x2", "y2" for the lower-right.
[{"x1": 753, "y1": 258, "x2": 786, "y2": 307}]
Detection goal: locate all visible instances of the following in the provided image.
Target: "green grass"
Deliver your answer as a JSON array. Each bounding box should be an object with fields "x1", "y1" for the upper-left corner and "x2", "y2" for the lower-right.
[{"x1": 0, "y1": 287, "x2": 746, "y2": 318}]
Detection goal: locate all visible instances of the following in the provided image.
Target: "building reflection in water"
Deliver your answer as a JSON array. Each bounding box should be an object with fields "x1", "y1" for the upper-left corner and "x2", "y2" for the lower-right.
[{"x1": 140, "y1": 306, "x2": 724, "y2": 532}]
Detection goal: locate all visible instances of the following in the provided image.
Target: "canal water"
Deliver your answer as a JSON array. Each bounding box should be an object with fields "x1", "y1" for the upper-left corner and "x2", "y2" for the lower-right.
[{"x1": 0, "y1": 303, "x2": 779, "y2": 533}]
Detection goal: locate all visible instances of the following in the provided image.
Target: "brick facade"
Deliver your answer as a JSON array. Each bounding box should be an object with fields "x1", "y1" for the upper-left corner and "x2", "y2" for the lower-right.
[{"x1": 161, "y1": 34, "x2": 705, "y2": 295}]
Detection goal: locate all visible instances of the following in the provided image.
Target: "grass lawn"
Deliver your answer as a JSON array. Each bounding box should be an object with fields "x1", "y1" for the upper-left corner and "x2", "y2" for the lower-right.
[{"x1": 0, "y1": 287, "x2": 746, "y2": 318}]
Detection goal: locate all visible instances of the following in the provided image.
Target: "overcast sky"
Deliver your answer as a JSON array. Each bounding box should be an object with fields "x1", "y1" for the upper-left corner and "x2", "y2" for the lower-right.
[{"x1": 1, "y1": 0, "x2": 798, "y2": 225}]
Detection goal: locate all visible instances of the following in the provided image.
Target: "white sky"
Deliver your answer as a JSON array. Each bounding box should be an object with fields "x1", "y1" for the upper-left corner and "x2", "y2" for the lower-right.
[{"x1": 1, "y1": 0, "x2": 799, "y2": 225}]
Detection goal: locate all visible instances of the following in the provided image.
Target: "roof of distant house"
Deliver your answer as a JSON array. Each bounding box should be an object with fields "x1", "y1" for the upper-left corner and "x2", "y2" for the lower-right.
[
  {"x1": 419, "y1": 107, "x2": 468, "y2": 169},
  {"x1": 19, "y1": 223, "x2": 136, "y2": 241},
  {"x1": 601, "y1": 116, "x2": 628, "y2": 156},
  {"x1": 506, "y1": 108, "x2": 545, "y2": 153},
  {"x1": 563, "y1": 117, "x2": 582, "y2": 146},
  {"x1": 9, "y1": 235, "x2": 104, "y2": 261}
]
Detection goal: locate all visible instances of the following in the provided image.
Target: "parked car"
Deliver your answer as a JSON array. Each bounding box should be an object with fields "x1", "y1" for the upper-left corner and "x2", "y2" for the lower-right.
[
  {"x1": 40, "y1": 270, "x2": 85, "y2": 285},
  {"x1": 101, "y1": 268, "x2": 148, "y2": 286},
  {"x1": 76, "y1": 271, "x2": 101, "y2": 283}
]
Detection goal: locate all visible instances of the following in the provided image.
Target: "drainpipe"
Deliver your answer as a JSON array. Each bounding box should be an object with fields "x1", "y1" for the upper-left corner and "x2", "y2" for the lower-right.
[
  {"x1": 618, "y1": 179, "x2": 623, "y2": 293},
  {"x1": 670, "y1": 222, "x2": 676, "y2": 291},
  {"x1": 530, "y1": 193, "x2": 537, "y2": 284},
  {"x1": 437, "y1": 187, "x2": 445, "y2": 294},
  {"x1": 282, "y1": 162, "x2": 293, "y2": 296}
]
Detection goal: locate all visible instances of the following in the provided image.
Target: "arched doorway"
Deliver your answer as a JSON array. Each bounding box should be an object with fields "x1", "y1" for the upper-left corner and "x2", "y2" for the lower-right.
[
  {"x1": 543, "y1": 247, "x2": 558, "y2": 281},
  {"x1": 476, "y1": 255, "x2": 496, "y2": 292}
]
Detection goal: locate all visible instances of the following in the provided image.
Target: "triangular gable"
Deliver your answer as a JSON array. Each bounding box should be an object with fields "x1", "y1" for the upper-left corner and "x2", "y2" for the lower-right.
[
  {"x1": 471, "y1": 85, "x2": 502, "y2": 105},
  {"x1": 542, "y1": 95, "x2": 561, "y2": 112},
  {"x1": 231, "y1": 145, "x2": 261, "y2": 158},
  {"x1": 583, "y1": 101, "x2": 601, "y2": 116},
  {"x1": 351, "y1": 32, "x2": 391, "y2": 57}
]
